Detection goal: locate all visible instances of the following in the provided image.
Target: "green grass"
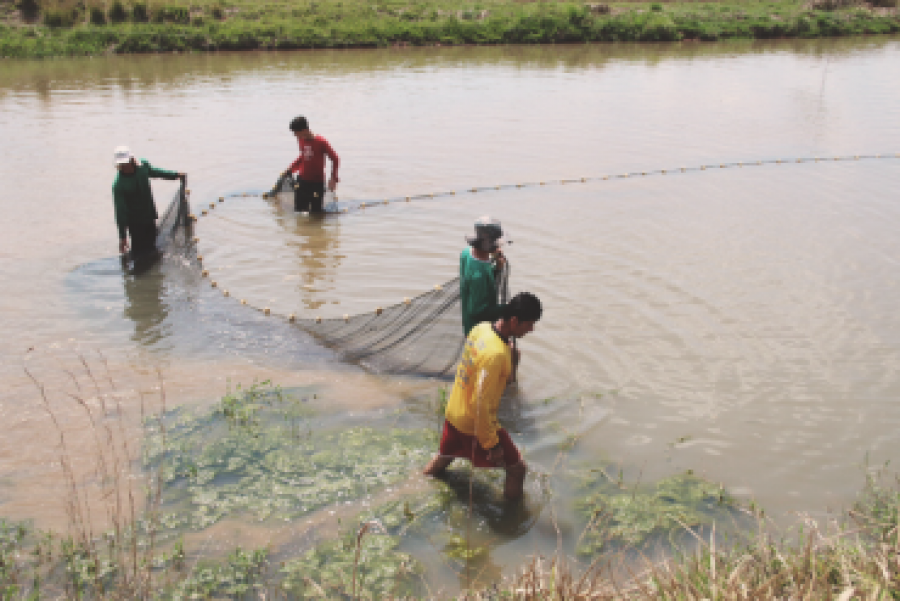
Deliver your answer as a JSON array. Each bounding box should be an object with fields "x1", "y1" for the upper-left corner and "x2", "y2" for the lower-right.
[{"x1": 0, "y1": 0, "x2": 897, "y2": 57}]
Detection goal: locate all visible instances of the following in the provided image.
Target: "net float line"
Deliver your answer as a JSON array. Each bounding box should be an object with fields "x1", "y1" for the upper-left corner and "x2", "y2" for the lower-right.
[
  {"x1": 190, "y1": 152, "x2": 899, "y2": 220},
  {"x1": 189, "y1": 151, "x2": 898, "y2": 324},
  {"x1": 179, "y1": 153, "x2": 895, "y2": 375}
]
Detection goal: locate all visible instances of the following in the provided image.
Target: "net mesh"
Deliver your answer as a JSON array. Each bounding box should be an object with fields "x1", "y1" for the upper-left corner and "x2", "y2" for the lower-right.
[
  {"x1": 156, "y1": 180, "x2": 192, "y2": 252},
  {"x1": 293, "y1": 262, "x2": 509, "y2": 377},
  {"x1": 159, "y1": 154, "x2": 900, "y2": 376},
  {"x1": 297, "y1": 278, "x2": 463, "y2": 377},
  {"x1": 270, "y1": 173, "x2": 342, "y2": 213},
  {"x1": 157, "y1": 176, "x2": 512, "y2": 378}
]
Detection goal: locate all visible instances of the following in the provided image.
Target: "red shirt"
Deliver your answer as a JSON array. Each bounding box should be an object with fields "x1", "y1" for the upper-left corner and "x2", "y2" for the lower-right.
[{"x1": 288, "y1": 135, "x2": 339, "y2": 184}]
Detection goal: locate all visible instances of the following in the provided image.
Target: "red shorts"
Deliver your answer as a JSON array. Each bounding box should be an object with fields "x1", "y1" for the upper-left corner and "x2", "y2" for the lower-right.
[{"x1": 439, "y1": 420, "x2": 522, "y2": 468}]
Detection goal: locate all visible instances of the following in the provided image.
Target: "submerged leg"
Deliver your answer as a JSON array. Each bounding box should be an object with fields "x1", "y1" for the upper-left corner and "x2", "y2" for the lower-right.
[
  {"x1": 294, "y1": 181, "x2": 311, "y2": 212},
  {"x1": 423, "y1": 454, "x2": 455, "y2": 477}
]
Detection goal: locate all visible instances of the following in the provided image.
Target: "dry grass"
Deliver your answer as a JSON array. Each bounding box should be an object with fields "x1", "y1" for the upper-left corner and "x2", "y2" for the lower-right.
[
  {"x1": 459, "y1": 489, "x2": 900, "y2": 599},
  {"x1": 13, "y1": 349, "x2": 177, "y2": 598}
]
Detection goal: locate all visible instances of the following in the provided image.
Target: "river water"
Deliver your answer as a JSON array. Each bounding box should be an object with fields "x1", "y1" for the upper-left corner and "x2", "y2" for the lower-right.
[{"x1": 2, "y1": 37, "x2": 900, "y2": 590}]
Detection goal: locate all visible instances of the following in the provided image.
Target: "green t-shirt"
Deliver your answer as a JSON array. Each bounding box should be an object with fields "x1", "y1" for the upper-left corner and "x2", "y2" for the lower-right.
[
  {"x1": 112, "y1": 159, "x2": 180, "y2": 240},
  {"x1": 459, "y1": 247, "x2": 507, "y2": 335}
]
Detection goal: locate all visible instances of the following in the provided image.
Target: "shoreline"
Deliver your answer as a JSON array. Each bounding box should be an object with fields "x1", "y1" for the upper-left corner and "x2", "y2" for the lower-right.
[{"x1": 1, "y1": 1, "x2": 898, "y2": 59}]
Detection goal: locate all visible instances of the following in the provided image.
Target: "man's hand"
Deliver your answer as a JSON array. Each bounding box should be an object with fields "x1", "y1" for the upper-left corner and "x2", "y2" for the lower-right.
[
  {"x1": 327, "y1": 178, "x2": 337, "y2": 192},
  {"x1": 493, "y1": 249, "x2": 506, "y2": 269},
  {"x1": 487, "y1": 444, "x2": 505, "y2": 467},
  {"x1": 119, "y1": 239, "x2": 129, "y2": 255}
]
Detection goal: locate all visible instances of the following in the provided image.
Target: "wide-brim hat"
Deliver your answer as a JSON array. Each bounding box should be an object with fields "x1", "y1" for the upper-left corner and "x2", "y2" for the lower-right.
[{"x1": 465, "y1": 215, "x2": 504, "y2": 247}]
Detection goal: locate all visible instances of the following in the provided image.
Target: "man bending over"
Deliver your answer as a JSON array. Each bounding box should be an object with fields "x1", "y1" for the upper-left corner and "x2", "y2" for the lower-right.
[
  {"x1": 112, "y1": 145, "x2": 184, "y2": 259},
  {"x1": 284, "y1": 116, "x2": 339, "y2": 214}
]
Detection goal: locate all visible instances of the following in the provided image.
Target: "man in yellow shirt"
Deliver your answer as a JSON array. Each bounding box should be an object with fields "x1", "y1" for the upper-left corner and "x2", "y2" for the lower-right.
[{"x1": 423, "y1": 292, "x2": 542, "y2": 500}]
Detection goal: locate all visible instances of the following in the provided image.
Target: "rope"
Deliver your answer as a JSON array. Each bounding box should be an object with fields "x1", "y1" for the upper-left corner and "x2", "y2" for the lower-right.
[
  {"x1": 186, "y1": 151, "x2": 900, "y2": 324},
  {"x1": 244, "y1": 152, "x2": 900, "y2": 215}
]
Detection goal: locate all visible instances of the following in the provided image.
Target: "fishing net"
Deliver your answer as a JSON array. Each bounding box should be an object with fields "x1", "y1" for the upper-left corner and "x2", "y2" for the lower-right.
[
  {"x1": 157, "y1": 176, "x2": 509, "y2": 378},
  {"x1": 205, "y1": 173, "x2": 511, "y2": 377},
  {"x1": 120, "y1": 180, "x2": 191, "y2": 274},
  {"x1": 297, "y1": 278, "x2": 464, "y2": 377},
  {"x1": 267, "y1": 173, "x2": 342, "y2": 213},
  {"x1": 292, "y1": 260, "x2": 509, "y2": 378},
  {"x1": 155, "y1": 175, "x2": 511, "y2": 378},
  {"x1": 155, "y1": 179, "x2": 192, "y2": 252},
  {"x1": 294, "y1": 255, "x2": 509, "y2": 378}
]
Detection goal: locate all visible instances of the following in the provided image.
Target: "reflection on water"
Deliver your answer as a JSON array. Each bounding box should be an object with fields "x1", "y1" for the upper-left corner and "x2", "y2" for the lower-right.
[
  {"x1": 0, "y1": 36, "x2": 895, "y2": 95},
  {"x1": 270, "y1": 192, "x2": 345, "y2": 311},
  {"x1": 121, "y1": 257, "x2": 169, "y2": 346}
]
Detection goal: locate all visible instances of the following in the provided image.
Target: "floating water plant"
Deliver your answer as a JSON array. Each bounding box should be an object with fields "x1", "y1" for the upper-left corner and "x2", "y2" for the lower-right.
[
  {"x1": 161, "y1": 547, "x2": 268, "y2": 600},
  {"x1": 280, "y1": 527, "x2": 421, "y2": 599},
  {"x1": 575, "y1": 469, "x2": 743, "y2": 556},
  {"x1": 143, "y1": 381, "x2": 437, "y2": 533}
]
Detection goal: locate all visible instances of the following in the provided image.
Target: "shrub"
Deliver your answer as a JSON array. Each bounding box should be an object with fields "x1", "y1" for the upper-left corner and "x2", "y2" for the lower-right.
[
  {"x1": 640, "y1": 13, "x2": 681, "y2": 40},
  {"x1": 44, "y1": 7, "x2": 77, "y2": 27},
  {"x1": 132, "y1": 2, "x2": 149, "y2": 22},
  {"x1": 698, "y1": 25, "x2": 720, "y2": 39},
  {"x1": 153, "y1": 4, "x2": 190, "y2": 23},
  {"x1": 793, "y1": 13, "x2": 819, "y2": 35},
  {"x1": 89, "y1": 5, "x2": 107, "y2": 25},
  {"x1": 650, "y1": 2, "x2": 663, "y2": 11},
  {"x1": 868, "y1": 0, "x2": 897, "y2": 7},
  {"x1": 210, "y1": 3, "x2": 225, "y2": 20},
  {"x1": 677, "y1": 19, "x2": 703, "y2": 38},
  {"x1": 17, "y1": 0, "x2": 41, "y2": 22},
  {"x1": 109, "y1": 0, "x2": 128, "y2": 23}
]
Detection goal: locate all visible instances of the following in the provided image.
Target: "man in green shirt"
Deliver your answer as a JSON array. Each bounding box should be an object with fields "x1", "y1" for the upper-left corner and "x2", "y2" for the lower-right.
[
  {"x1": 460, "y1": 216, "x2": 508, "y2": 336},
  {"x1": 112, "y1": 145, "x2": 184, "y2": 259}
]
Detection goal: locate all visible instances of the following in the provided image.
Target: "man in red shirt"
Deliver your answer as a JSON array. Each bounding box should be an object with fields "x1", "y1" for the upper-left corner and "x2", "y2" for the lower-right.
[{"x1": 284, "y1": 116, "x2": 340, "y2": 214}]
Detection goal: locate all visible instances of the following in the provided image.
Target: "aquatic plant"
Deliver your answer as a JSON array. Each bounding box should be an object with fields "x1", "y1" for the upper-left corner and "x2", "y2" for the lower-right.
[
  {"x1": 163, "y1": 546, "x2": 269, "y2": 599},
  {"x1": 143, "y1": 381, "x2": 437, "y2": 532},
  {"x1": 17, "y1": 355, "x2": 900, "y2": 598},
  {"x1": 847, "y1": 459, "x2": 900, "y2": 539},
  {"x1": 281, "y1": 526, "x2": 421, "y2": 598},
  {"x1": 575, "y1": 469, "x2": 741, "y2": 555}
]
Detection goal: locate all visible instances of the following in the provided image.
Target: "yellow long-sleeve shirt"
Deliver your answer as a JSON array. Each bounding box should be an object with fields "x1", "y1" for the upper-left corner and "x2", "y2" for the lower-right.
[{"x1": 444, "y1": 322, "x2": 512, "y2": 450}]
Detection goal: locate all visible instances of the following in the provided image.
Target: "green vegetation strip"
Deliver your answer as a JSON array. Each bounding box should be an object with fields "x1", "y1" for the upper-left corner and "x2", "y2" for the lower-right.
[
  {"x1": 1, "y1": 0, "x2": 898, "y2": 58},
  {"x1": 8, "y1": 378, "x2": 900, "y2": 598},
  {"x1": 143, "y1": 381, "x2": 437, "y2": 532},
  {"x1": 575, "y1": 468, "x2": 743, "y2": 555}
]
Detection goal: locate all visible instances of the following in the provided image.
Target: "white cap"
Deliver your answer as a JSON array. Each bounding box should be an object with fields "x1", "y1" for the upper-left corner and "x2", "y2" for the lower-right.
[{"x1": 113, "y1": 146, "x2": 134, "y2": 166}]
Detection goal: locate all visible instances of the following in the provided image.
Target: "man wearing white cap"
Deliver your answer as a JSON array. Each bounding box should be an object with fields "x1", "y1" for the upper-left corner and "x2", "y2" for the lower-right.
[
  {"x1": 112, "y1": 146, "x2": 184, "y2": 259},
  {"x1": 460, "y1": 216, "x2": 508, "y2": 336}
]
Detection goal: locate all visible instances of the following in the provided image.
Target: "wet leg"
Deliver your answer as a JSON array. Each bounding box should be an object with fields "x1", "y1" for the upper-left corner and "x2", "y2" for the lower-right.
[
  {"x1": 423, "y1": 454, "x2": 454, "y2": 476},
  {"x1": 503, "y1": 460, "x2": 527, "y2": 500}
]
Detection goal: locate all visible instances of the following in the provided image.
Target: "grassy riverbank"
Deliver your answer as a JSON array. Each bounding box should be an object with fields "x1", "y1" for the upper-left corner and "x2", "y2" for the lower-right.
[
  {"x1": 3, "y1": 476, "x2": 899, "y2": 599},
  {"x1": 1, "y1": 0, "x2": 898, "y2": 58}
]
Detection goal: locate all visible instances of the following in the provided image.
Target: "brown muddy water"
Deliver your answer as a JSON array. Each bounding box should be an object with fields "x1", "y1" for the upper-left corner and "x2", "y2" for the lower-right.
[{"x1": 2, "y1": 37, "x2": 900, "y2": 592}]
